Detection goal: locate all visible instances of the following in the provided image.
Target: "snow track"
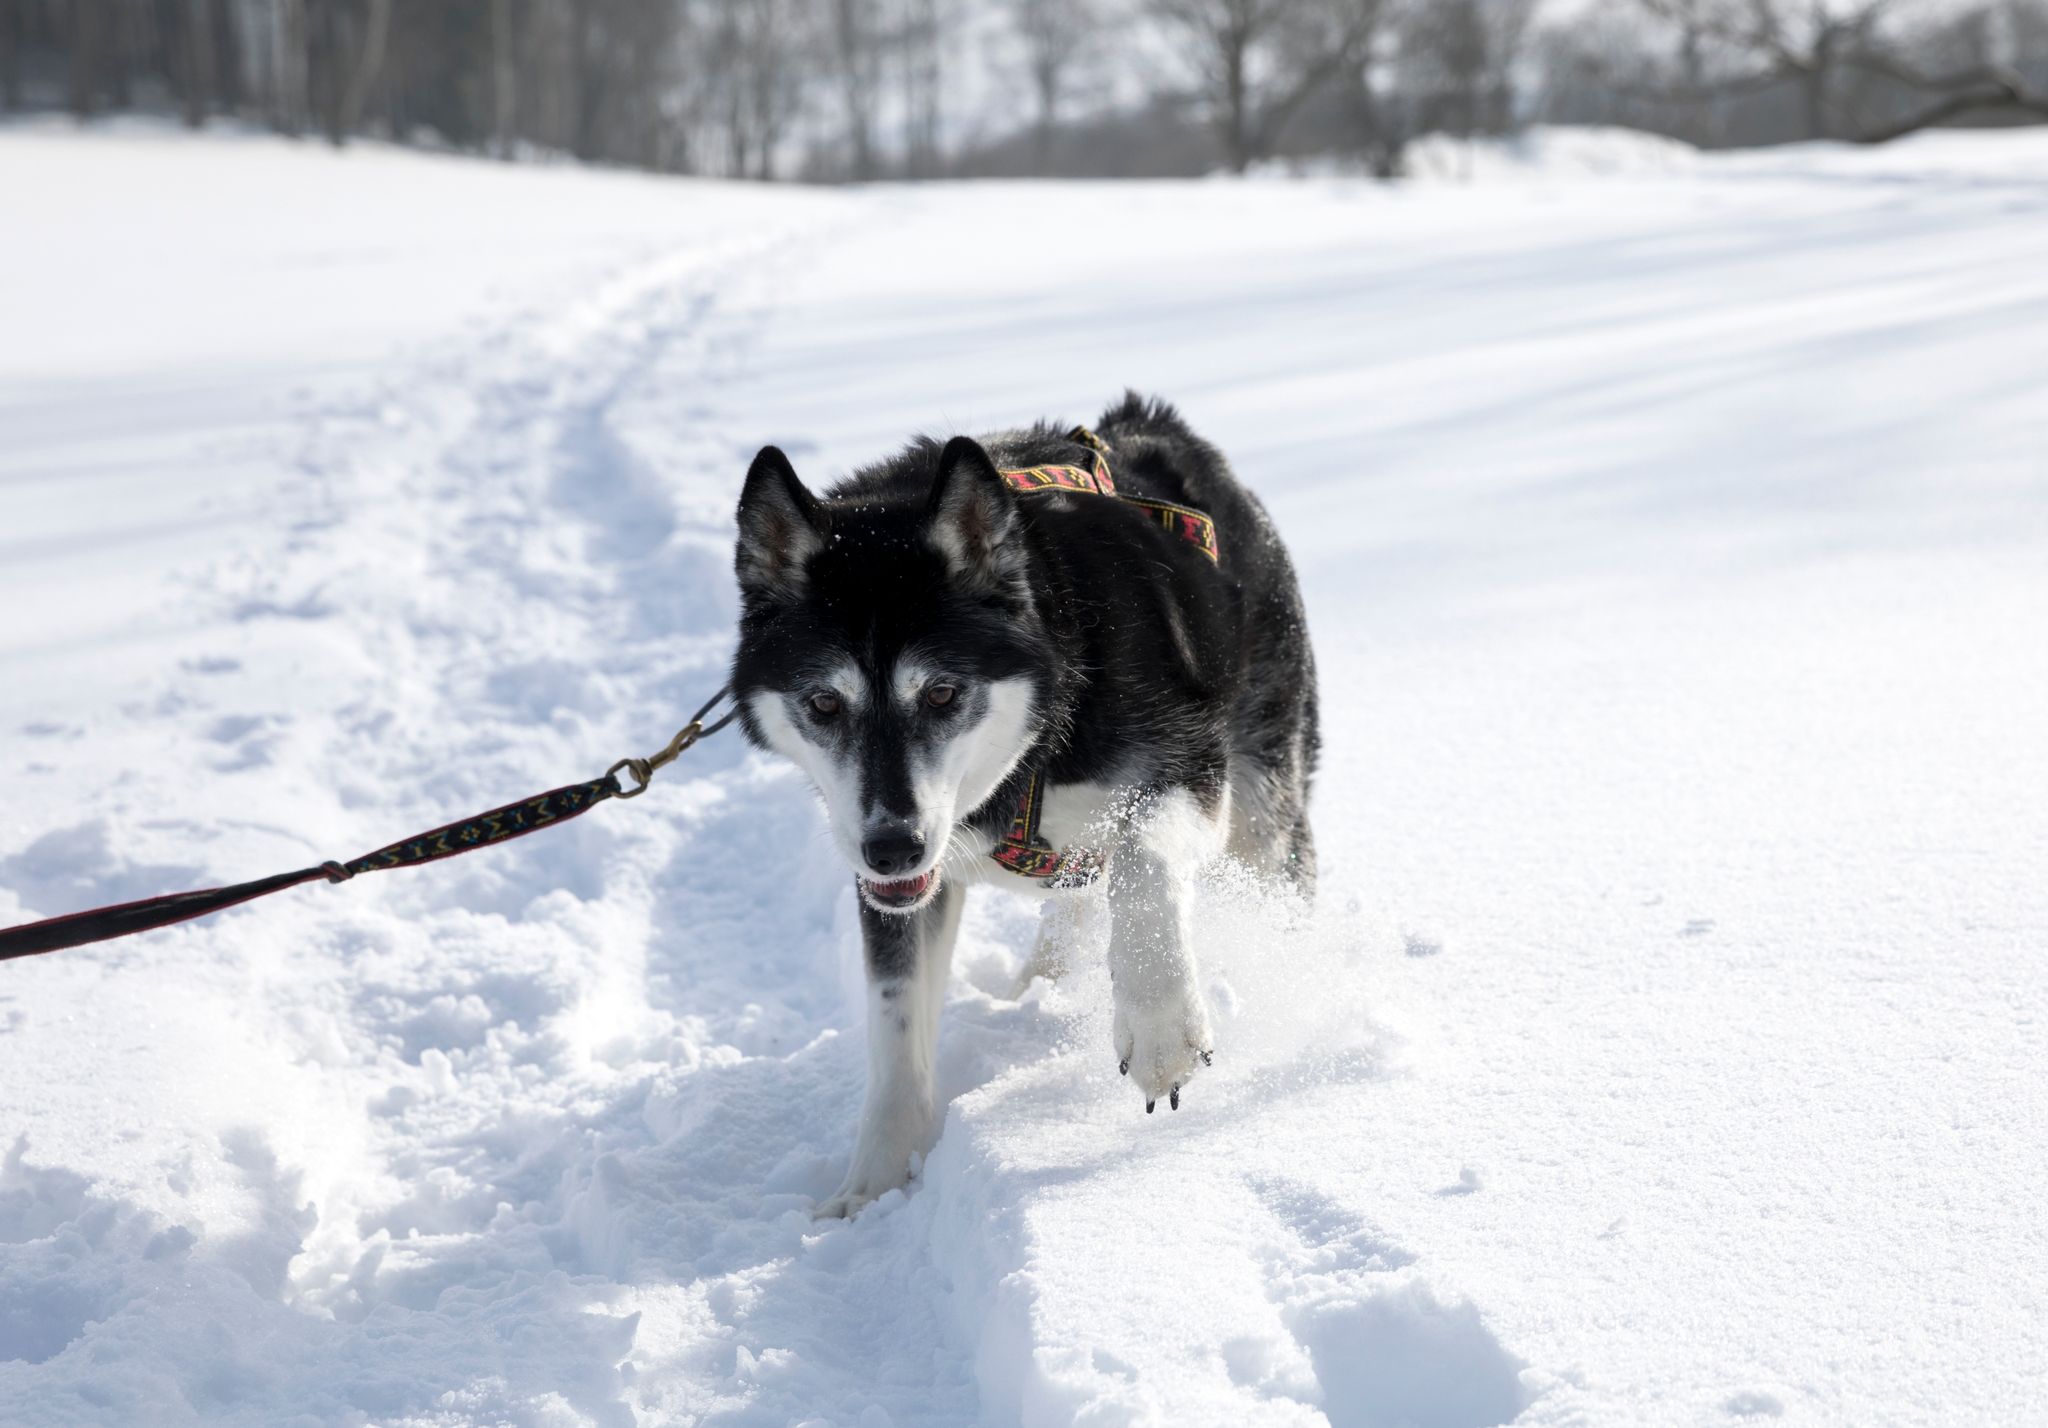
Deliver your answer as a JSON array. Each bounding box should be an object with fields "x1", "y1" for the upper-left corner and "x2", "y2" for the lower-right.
[{"x1": 4, "y1": 126, "x2": 2048, "y2": 1426}]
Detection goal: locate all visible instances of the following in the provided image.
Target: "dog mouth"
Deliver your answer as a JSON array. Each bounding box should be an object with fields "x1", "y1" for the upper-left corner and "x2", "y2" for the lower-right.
[{"x1": 860, "y1": 870, "x2": 938, "y2": 911}]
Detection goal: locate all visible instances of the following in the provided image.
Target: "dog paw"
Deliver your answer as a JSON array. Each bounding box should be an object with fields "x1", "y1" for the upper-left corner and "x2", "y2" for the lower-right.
[
  {"x1": 812, "y1": 1115, "x2": 928, "y2": 1219},
  {"x1": 1113, "y1": 989, "x2": 1213, "y2": 1111},
  {"x1": 812, "y1": 1186, "x2": 877, "y2": 1221},
  {"x1": 812, "y1": 1163, "x2": 905, "y2": 1221}
]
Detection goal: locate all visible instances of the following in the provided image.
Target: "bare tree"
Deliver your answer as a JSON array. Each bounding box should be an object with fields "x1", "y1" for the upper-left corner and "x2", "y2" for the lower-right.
[
  {"x1": 1148, "y1": 0, "x2": 1377, "y2": 172},
  {"x1": 107, "y1": 0, "x2": 138, "y2": 110},
  {"x1": 1008, "y1": 0, "x2": 1100, "y2": 172},
  {"x1": 831, "y1": 0, "x2": 886, "y2": 178},
  {"x1": 750, "y1": 0, "x2": 815, "y2": 177},
  {"x1": 14, "y1": 0, "x2": 2034, "y2": 175},
  {"x1": 520, "y1": 1, "x2": 577, "y2": 155},
  {"x1": 2, "y1": 0, "x2": 24, "y2": 111},
  {"x1": 491, "y1": 0, "x2": 516, "y2": 157},
  {"x1": 1839, "y1": 3, "x2": 2048, "y2": 139},
  {"x1": 211, "y1": 0, "x2": 243, "y2": 112},
  {"x1": 2019, "y1": 0, "x2": 2048, "y2": 56},
  {"x1": 701, "y1": 0, "x2": 817, "y2": 180},
  {"x1": 1647, "y1": 0, "x2": 1893, "y2": 139},
  {"x1": 173, "y1": 0, "x2": 216, "y2": 127},
  {"x1": 1607, "y1": 0, "x2": 2048, "y2": 142},
  {"x1": 900, "y1": 0, "x2": 947, "y2": 177},
  {"x1": 1334, "y1": 0, "x2": 1407, "y2": 174},
  {"x1": 272, "y1": 0, "x2": 309, "y2": 135},
  {"x1": 568, "y1": 0, "x2": 600, "y2": 160},
  {"x1": 295, "y1": 0, "x2": 384, "y2": 143},
  {"x1": 1403, "y1": 0, "x2": 1535, "y2": 150},
  {"x1": 67, "y1": 0, "x2": 104, "y2": 117},
  {"x1": 337, "y1": 0, "x2": 391, "y2": 140}
]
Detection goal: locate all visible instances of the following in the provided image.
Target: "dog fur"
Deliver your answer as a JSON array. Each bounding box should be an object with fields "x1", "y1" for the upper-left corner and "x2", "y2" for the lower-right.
[{"x1": 729, "y1": 394, "x2": 1318, "y2": 1217}]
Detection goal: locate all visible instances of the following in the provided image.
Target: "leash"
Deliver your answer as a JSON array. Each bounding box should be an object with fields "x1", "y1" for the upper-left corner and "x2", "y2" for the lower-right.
[
  {"x1": 4, "y1": 432, "x2": 1221, "y2": 953},
  {"x1": 0, "y1": 688, "x2": 738, "y2": 964}
]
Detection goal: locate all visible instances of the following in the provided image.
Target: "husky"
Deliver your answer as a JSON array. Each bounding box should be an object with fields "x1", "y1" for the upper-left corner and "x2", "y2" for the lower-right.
[{"x1": 729, "y1": 394, "x2": 1317, "y2": 1217}]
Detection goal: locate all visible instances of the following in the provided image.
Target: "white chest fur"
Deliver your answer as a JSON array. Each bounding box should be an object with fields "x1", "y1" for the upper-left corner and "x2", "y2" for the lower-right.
[{"x1": 950, "y1": 780, "x2": 1129, "y2": 899}]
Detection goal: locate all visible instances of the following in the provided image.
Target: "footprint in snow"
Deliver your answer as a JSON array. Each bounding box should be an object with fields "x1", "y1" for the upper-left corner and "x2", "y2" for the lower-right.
[
  {"x1": 1246, "y1": 1174, "x2": 1415, "y2": 1275},
  {"x1": 1244, "y1": 1175, "x2": 1532, "y2": 1425},
  {"x1": 1725, "y1": 1389, "x2": 1784, "y2": 1417}
]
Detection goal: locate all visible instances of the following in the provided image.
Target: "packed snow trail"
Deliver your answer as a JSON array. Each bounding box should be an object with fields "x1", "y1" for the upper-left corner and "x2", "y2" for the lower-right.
[{"x1": 2, "y1": 125, "x2": 2046, "y2": 1426}]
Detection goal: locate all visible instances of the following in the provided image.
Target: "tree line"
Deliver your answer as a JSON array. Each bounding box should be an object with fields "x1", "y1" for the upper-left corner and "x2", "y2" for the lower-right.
[{"x1": 4, "y1": 0, "x2": 2045, "y2": 179}]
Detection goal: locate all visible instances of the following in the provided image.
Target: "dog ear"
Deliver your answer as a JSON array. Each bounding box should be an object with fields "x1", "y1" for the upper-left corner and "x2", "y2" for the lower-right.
[
  {"x1": 736, "y1": 446, "x2": 827, "y2": 602},
  {"x1": 926, "y1": 436, "x2": 1021, "y2": 590}
]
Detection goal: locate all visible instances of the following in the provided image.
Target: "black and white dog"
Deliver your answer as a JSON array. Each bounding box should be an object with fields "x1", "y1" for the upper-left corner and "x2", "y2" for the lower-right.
[{"x1": 730, "y1": 394, "x2": 1317, "y2": 1217}]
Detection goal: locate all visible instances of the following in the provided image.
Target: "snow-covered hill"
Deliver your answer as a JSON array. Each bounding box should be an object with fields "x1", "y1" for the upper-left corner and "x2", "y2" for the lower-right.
[{"x1": 2, "y1": 122, "x2": 2045, "y2": 1427}]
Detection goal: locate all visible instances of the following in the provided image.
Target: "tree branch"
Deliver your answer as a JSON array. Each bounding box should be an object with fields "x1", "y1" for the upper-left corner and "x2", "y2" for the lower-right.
[
  {"x1": 1588, "y1": 63, "x2": 1797, "y2": 104},
  {"x1": 1852, "y1": 81, "x2": 2048, "y2": 143}
]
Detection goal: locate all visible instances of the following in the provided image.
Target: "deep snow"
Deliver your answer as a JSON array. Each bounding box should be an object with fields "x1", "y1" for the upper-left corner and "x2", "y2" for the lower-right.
[{"x1": 2, "y1": 122, "x2": 2046, "y2": 1427}]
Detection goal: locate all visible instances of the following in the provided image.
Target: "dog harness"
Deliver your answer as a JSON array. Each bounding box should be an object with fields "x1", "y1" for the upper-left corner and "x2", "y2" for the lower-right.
[
  {"x1": 987, "y1": 428, "x2": 1219, "y2": 887},
  {"x1": 996, "y1": 426, "x2": 1219, "y2": 562}
]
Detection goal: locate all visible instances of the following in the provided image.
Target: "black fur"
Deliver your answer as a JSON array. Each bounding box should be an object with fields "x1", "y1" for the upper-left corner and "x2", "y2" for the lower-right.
[{"x1": 730, "y1": 392, "x2": 1319, "y2": 888}]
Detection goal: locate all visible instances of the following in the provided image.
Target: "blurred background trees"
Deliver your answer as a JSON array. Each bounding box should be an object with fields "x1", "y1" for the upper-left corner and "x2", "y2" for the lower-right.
[
  {"x1": 2, "y1": 0, "x2": 2044, "y2": 177},
  {"x1": 1542, "y1": 0, "x2": 2048, "y2": 146}
]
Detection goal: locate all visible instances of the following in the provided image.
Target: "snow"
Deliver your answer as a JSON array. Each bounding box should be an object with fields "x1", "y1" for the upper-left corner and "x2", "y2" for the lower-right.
[{"x1": 3, "y1": 122, "x2": 2047, "y2": 1426}]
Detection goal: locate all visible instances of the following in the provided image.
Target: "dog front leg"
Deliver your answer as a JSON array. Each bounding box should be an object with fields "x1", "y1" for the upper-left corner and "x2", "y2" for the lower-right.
[
  {"x1": 1106, "y1": 791, "x2": 1216, "y2": 1111},
  {"x1": 815, "y1": 883, "x2": 961, "y2": 1218}
]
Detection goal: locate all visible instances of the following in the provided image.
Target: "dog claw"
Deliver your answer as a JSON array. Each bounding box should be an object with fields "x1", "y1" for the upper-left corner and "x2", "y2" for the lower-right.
[
  {"x1": 1201, "y1": 1050, "x2": 1212, "y2": 1066},
  {"x1": 1145, "y1": 1099, "x2": 1156, "y2": 1114},
  {"x1": 1119, "y1": 1058, "x2": 1129, "y2": 1076},
  {"x1": 1170, "y1": 1085, "x2": 1180, "y2": 1110}
]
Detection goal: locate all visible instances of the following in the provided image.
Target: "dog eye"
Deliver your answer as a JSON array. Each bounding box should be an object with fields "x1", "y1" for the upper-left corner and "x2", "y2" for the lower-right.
[
  {"x1": 808, "y1": 691, "x2": 842, "y2": 717},
  {"x1": 923, "y1": 684, "x2": 957, "y2": 710}
]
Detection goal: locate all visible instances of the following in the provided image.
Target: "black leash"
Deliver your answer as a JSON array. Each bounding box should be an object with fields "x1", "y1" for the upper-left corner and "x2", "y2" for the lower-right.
[{"x1": 0, "y1": 687, "x2": 738, "y2": 964}]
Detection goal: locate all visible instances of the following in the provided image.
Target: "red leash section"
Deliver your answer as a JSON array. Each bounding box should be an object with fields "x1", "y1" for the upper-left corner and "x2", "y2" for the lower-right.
[{"x1": 0, "y1": 690, "x2": 735, "y2": 964}]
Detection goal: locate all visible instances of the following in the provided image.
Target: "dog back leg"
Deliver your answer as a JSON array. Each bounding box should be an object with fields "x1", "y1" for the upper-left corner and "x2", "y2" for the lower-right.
[
  {"x1": 1011, "y1": 889, "x2": 1104, "y2": 996},
  {"x1": 1284, "y1": 813, "x2": 1317, "y2": 896},
  {"x1": 1226, "y1": 762, "x2": 1316, "y2": 895},
  {"x1": 815, "y1": 883, "x2": 962, "y2": 1218}
]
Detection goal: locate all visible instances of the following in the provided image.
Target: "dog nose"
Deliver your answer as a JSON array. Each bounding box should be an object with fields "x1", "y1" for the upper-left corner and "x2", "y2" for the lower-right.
[{"x1": 861, "y1": 828, "x2": 926, "y2": 878}]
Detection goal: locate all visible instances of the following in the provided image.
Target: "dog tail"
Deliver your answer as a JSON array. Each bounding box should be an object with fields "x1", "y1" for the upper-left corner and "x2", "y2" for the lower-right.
[{"x1": 1094, "y1": 390, "x2": 1197, "y2": 447}]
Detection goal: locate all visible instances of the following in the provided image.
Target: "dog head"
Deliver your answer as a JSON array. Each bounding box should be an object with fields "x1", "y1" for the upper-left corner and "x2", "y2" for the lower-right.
[{"x1": 729, "y1": 437, "x2": 1051, "y2": 913}]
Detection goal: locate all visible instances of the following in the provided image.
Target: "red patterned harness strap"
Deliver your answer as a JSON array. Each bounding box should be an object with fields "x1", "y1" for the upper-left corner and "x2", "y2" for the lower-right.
[
  {"x1": 986, "y1": 428, "x2": 1220, "y2": 886},
  {"x1": 988, "y1": 768, "x2": 1107, "y2": 889},
  {"x1": 996, "y1": 426, "x2": 1220, "y2": 564}
]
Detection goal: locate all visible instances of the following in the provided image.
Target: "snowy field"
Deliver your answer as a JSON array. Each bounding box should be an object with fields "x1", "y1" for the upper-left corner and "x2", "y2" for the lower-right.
[{"x1": 2, "y1": 122, "x2": 2046, "y2": 1427}]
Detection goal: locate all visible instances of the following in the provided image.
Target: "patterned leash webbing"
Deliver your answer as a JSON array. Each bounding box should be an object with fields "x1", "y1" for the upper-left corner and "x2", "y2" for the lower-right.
[{"x1": 0, "y1": 689, "x2": 736, "y2": 964}]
